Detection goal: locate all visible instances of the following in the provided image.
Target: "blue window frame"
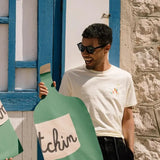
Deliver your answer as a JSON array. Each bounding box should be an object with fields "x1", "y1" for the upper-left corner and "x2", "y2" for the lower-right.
[
  {"x1": 0, "y1": 0, "x2": 66, "y2": 111},
  {"x1": 0, "y1": 0, "x2": 38, "y2": 111}
]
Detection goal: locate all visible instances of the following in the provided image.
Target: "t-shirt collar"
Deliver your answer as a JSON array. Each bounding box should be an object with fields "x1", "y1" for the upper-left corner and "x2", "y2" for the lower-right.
[{"x1": 83, "y1": 64, "x2": 113, "y2": 74}]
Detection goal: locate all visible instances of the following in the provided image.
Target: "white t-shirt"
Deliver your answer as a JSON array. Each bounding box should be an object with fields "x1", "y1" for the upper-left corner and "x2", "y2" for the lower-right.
[{"x1": 59, "y1": 65, "x2": 137, "y2": 138}]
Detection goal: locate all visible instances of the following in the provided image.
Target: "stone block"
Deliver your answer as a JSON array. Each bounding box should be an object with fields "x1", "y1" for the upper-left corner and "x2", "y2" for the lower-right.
[
  {"x1": 134, "y1": 137, "x2": 160, "y2": 160},
  {"x1": 155, "y1": 106, "x2": 160, "y2": 132},
  {"x1": 131, "y1": 0, "x2": 160, "y2": 16},
  {"x1": 133, "y1": 46, "x2": 160, "y2": 72},
  {"x1": 133, "y1": 72, "x2": 160, "y2": 104},
  {"x1": 134, "y1": 107, "x2": 159, "y2": 136},
  {"x1": 133, "y1": 18, "x2": 160, "y2": 45}
]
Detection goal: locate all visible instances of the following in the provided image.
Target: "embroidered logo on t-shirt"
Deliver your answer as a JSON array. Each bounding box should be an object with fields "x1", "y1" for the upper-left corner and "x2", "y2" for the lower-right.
[{"x1": 110, "y1": 88, "x2": 119, "y2": 95}]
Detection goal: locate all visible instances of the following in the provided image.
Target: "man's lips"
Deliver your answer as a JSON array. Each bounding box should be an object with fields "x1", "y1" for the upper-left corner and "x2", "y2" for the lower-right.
[{"x1": 84, "y1": 58, "x2": 93, "y2": 64}]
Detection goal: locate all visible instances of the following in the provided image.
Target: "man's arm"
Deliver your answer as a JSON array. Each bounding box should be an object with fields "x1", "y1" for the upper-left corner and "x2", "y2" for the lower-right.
[{"x1": 122, "y1": 107, "x2": 135, "y2": 153}]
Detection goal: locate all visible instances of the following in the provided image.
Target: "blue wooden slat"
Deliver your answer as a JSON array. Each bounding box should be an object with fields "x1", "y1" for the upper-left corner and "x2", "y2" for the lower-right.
[
  {"x1": 61, "y1": 0, "x2": 66, "y2": 77},
  {"x1": 0, "y1": 92, "x2": 37, "y2": 98},
  {"x1": 8, "y1": 0, "x2": 16, "y2": 91},
  {"x1": 52, "y1": 0, "x2": 63, "y2": 89},
  {"x1": 37, "y1": 0, "x2": 54, "y2": 157},
  {"x1": 0, "y1": 17, "x2": 9, "y2": 24},
  {"x1": 15, "y1": 89, "x2": 37, "y2": 92},
  {"x1": 16, "y1": 61, "x2": 37, "y2": 68},
  {"x1": 109, "y1": 0, "x2": 120, "y2": 67},
  {"x1": 37, "y1": 0, "x2": 53, "y2": 74},
  {"x1": 0, "y1": 92, "x2": 38, "y2": 111}
]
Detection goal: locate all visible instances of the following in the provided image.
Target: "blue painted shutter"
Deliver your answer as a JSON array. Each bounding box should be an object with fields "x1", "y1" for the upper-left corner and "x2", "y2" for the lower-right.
[
  {"x1": 37, "y1": 0, "x2": 66, "y2": 159},
  {"x1": 38, "y1": 0, "x2": 66, "y2": 90}
]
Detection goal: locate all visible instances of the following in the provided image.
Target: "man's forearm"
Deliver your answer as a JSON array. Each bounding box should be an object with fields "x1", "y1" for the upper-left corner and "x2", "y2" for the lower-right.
[{"x1": 122, "y1": 107, "x2": 135, "y2": 152}]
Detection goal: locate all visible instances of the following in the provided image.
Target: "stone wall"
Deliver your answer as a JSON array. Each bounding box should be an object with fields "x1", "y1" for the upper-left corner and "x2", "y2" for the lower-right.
[{"x1": 121, "y1": 0, "x2": 160, "y2": 159}]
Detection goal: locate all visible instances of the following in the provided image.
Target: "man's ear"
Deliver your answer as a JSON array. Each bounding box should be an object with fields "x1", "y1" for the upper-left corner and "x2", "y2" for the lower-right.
[{"x1": 104, "y1": 44, "x2": 111, "y2": 53}]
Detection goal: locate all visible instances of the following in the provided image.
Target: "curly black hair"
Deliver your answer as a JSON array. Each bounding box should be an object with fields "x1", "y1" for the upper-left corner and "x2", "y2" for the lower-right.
[{"x1": 82, "y1": 23, "x2": 112, "y2": 45}]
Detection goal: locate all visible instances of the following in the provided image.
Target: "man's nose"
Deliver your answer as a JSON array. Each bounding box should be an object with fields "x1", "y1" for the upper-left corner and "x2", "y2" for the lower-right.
[{"x1": 81, "y1": 49, "x2": 89, "y2": 55}]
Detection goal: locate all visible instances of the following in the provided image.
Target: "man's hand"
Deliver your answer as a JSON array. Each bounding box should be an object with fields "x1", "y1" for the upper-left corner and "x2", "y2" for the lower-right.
[
  {"x1": 5, "y1": 158, "x2": 13, "y2": 160},
  {"x1": 38, "y1": 81, "x2": 56, "y2": 99},
  {"x1": 38, "y1": 82, "x2": 48, "y2": 98}
]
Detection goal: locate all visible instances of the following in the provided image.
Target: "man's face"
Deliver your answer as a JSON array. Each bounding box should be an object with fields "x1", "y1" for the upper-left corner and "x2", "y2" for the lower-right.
[{"x1": 81, "y1": 38, "x2": 108, "y2": 71}]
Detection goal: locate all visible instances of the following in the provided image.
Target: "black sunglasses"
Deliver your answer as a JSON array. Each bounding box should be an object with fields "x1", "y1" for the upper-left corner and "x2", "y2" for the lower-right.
[{"x1": 77, "y1": 42, "x2": 108, "y2": 54}]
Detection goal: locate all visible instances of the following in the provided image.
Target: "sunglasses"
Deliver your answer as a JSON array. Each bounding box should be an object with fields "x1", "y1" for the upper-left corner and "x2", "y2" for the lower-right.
[{"x1": 77, "y1": 42, "x2": 108, "y2": 54}]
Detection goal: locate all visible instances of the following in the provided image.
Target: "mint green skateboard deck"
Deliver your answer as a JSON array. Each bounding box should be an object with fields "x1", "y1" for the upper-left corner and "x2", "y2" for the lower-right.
[
  {"x1": 34, "y1": 64, "x2": 103, "y2": 160},
  {"x1": 0, "y1": 101, "x2": 23, "y2": 160}
]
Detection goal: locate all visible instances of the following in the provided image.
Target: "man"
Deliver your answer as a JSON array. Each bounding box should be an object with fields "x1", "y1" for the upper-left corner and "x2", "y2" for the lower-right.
[{"x1": 39, "y1": 23, "x2": 137, "y2": 160}]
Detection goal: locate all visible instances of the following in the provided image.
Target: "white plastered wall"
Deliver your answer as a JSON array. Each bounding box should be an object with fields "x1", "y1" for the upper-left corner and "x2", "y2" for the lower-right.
[{"x1": 65, "y1": 0, "x2": 109, "y2": 71}]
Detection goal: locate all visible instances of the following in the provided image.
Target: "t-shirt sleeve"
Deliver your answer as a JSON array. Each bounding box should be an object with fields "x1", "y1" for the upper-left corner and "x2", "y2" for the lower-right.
[
  {"x1": 59, "y1": 72, "x2": 72, "y2": 96},
  {"x1": 125, "y1": 76, "x2": 137, "y2": 107}
]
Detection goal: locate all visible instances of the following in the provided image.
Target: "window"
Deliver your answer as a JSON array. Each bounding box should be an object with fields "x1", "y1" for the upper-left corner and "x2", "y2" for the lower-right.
[
  {"x1": 0, "y1": 0, "x2": 66, "y2": 111},
  {"x1": 0, "y1": 0, "x2": 38, "y2": 111}
]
